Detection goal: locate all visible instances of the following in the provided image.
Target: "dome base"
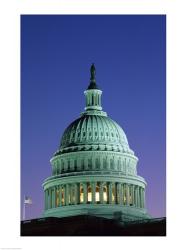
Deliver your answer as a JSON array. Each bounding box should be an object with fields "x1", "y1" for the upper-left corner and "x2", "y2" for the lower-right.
[{"x1": 42, "y1": 204, "x2": 151, "y2": 222}]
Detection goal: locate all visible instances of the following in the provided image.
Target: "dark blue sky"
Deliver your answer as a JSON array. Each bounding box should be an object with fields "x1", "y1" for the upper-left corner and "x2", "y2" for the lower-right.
[{"x1": 21, "y1": 15, "x2": 166, "y2": 219}]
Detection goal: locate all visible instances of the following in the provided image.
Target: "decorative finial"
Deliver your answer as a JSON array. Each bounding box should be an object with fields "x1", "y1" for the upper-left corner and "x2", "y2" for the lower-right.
[{"x1": 90, "y1": 63, "x2": 96, "y2": 81}]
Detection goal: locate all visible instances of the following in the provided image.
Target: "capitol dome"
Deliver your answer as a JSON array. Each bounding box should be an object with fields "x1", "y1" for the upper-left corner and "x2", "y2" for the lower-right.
[
  {"x1": 42, "y1": 64, "x2": 150, "y2": 221},
  {"x1": 58, "y1": 115, "x2": 131, "y2": 154}
]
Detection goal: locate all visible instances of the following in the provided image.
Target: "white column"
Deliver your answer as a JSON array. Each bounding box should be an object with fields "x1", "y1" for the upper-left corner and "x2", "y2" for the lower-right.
[
  {"x1": 59, "y1": 185, "x2": 62, "y2": 206},
  {"x1": 91, "y1": 182, "x2": 96, "y2": 204},
  {"x1": 141, "y1": 187, "x2": 143, "y2": 208},
  {"x1": 118, "y1": 183, "x2": 122, "y2": 205},
  {"x1": 140, "y1": 188, "x2": 142, "y2": 208},
  {"x1": 116, "y1": 183, "x2": 120, "y2": 204},
  {"x1": 74, "y1": 183, "x2": 78, "y2": 205},
  {"x1": 126, "y1": 184, "x2": 130, "y2": 206},
  {"x1": 106, "y1": 157, "x2": 110, "y2": 170},
  {"x1": 47, "y1": 189, "x2": 49, "y2": 210},
  {"x1": 143, "y1": 188, "x2": 145, "y2": 208},
  {"x1": 137, "y1": 186, "x2": 140, "y2": 208},
  {"x1": 51, "y1": 187, "x2": 54, "y2": 208},
  {"x1": 45, "y1": 190, "x2": 47, "y2": 210},
  {"x1": 70, "y1": 184, "x2": 73, "y2": 204},
  {"x1": 132, "y1": 185, "x2": 135, "y2": 206},
  {"x1": 109, "y1": 183, "x2": 112, "y2": 204},
  {"x1": 65, "y1": 184, "x2": 69, "y2": 205},
  {"x1": 84, "y1": 158, "x2": 88, "y2": 170},
  {"x1": 83, "y1": 183, "x2": 87, "y2": 204},
  {"x1": 99, "y1": 182, "x2": 103, "y2": 204},
  {"x1": 119, "y1": 183, "x2": 123, "y2": 205},
  {"x1": 136, "y1": 186, "x2": 138, "y2": 207},
  {"x1": 92, "y1": 158, "x2": 95, "y2": 170},
  {"x1": 100, "y1": 156, "x2": 103, "y2": 170},
  {"x1": 49, "y1": 188, "x2": 52, "y2": 208}
]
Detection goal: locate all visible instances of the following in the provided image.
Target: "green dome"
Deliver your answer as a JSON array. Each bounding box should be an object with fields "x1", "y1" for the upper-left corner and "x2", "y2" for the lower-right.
[
  {"x1": 60, "y1": 115, "x2": 129, "y2": 149},
  {"x1": 42, "y1": 65, "x2": 150, "y2": 222}
]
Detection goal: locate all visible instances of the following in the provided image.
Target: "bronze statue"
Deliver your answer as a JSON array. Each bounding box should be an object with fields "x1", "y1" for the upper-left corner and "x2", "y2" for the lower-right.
[{"x1": 90, "y1": 63, "x2": 96, "y2": 80}]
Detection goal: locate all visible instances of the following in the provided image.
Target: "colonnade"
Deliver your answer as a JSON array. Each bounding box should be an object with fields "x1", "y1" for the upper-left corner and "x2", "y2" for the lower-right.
[
  {"x1": 44, "y1": 182, "x2": 145, "y2": 210},
  {"x1": 53, "y1": 156, "x2": 136, "y2": 176}
]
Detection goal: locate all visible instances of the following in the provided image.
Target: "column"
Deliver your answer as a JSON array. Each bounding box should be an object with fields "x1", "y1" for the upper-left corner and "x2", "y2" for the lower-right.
[
  {"x1": 135, "y1": 186, "x2": 138, "y2": 207},
  {"x1": 118, "y1": 183, "x2": 122, "y2": 205},
  {"x1": 120, "y1": 183, "x2": 123, "y2": 205},
  {"x1": 50, "y1": 188, "x2": 52, "y2": 208},
  {"x1": 132, "y1": 185, "x2": 135, "y2": 206},
  {"x1": 140, "y1": 187, "x2": 143, "y2": 208},
  {"x1": 83, "y1": 183, "x2": 87, "y2": 204},
  {"x1": 126, "y1": 184, "x2": 130, "y2": 206},
  {"x1": 59, "y1": 185, "x2": 62, "y2": 207},
  {"x1": 91, "y1": 182, "x2": 96, "y2": 204},
  {"x1": 100, "y1": 156, "x2": 103, "y2": 170},
  {"x1": 84, "y1": 158, "x2": 88, "y2": 170},
  {"x1": 99, "y1": 182, "x2": 104, "y2": 204},
  {"x1": 92, "y1": 158, "x2": 95, "y2": 170},
  {"x1": 51, "y1": 187, "x2": 54, "y2": 208},
  {"x1": 114, "y1": 183, "x2": 117, "y2": 204},
  {"x1": 74, "y1": 183, "x2": 78, "y2": 205},
  {"x1": 62, "y1": 185, "x2": 66, "y2": 206},
  {"x1": 139, "y1": 187, "x2": 142, "y2": 208},
  {"x1": 44, "y1": 190, "x2": 46, "y2": 210},
  {"x1": 48, "y1": 189, "x2": 50, "y2": 209},
  {"x1": 54, "y1": 186, "x2": 57, "y2": 207},
  {"x1": 109, "y1": 183, "x2": 112, "y2": 204},
  {"x1": 55, "y1": 186, "x2": 59, "y2": 207},
  {"x1": 143, "y1": 188, "x2": 145, "y2": 208},
  {"x1": 137, "y1": 186, "x2": 140, "y2": 208},
  {"x1": 70, "y1": 184, "x2": 73, "y2": 204},
  {"x1": 141, "y1": 187, "x2": 143, "y2": 208},
  {"x1": 106, "y1": 157, "x2": 110, "y2": 170},
  {"x1": 116, "y1": 183, "x2": 120, "y2": 204},
  {"x1": 53, "y1": 186, "x2": 56, "y2": 208},
  {"x1": 65, "y1": 184, "x2": 69, "y2": 206},
  {"x1": 123, "y1": 184, "x2": 125, "y2": 205},
  {"x1": 48, "y1": 188, "x2": 51, "y2": 209}
]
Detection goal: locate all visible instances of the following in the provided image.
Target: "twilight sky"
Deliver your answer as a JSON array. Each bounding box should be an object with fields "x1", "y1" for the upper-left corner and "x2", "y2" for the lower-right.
[{"x1": 21, "y1": 15, "x2": 166, "y2": 219}]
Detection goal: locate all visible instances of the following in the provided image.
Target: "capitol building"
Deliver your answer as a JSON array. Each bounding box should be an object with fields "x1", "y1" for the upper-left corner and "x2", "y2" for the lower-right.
[{"x1": 42, "y1": 64, "x2": 150, "y2": 221}]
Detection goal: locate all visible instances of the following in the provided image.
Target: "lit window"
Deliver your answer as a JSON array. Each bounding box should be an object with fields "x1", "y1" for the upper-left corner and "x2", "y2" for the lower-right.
[
  {"x1": 95, "y1": 184, "x2": 100, "y2": 202},
  {"x1": 80, "y1": 184, "x2": 84, "y2": 203},
  {"x1": 62, "y1": 188, "x2": 64, "y2": 205},
  {"x1": 103, "y1": 185, "x2": 108, "y2": 202},
  {"x1": 112, "y1": 184, "x2": 116, "y2": 202},
  {"x1": 87, "y1": 184, "x2": 92, "y2": 202}
]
